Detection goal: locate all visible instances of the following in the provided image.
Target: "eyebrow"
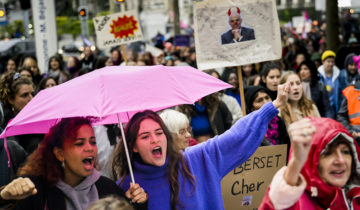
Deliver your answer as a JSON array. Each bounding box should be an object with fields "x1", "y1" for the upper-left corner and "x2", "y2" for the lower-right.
[
  {"x1": 74, "y1": 136, "x2": 96, "y2": 141},
  {"x1": 138, "y1": 128, "x2": 163, "y2": 136}
]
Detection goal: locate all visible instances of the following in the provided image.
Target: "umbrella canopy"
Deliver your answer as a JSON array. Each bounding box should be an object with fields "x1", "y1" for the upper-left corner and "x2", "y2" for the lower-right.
[{"x1": 1, "y1": 65, "x2": 231, "y2": 138}]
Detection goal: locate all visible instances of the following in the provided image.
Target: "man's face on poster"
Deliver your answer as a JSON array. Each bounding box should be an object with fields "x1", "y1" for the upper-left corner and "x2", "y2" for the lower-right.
[{"x1": 229, "y1": 14, "x2": 242, "y2": 30}]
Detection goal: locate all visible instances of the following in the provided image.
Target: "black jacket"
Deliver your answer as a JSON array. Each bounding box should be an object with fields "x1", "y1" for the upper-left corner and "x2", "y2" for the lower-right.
[
  {"x1": 8, "y1": 176, "x2": 147, "y2": 210},
  {"x1": 311, "y1": 81, "x2": 334, "y2": 118}
]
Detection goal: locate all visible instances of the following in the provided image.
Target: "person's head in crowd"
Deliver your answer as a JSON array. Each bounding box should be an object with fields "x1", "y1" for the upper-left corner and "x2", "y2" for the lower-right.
[
  {"x1": 143, "y1": 52, "x2": 154, "y2": 65},
  {"x1": 66, "y1": 56, "x2": 81, "y2": 74},
  {"x1": 94, "y1": 56, "x2": 113, "y2": 69},
  {"x1": 0, "y1": 72, "x2": 34, "y2": 116},
  {"x1": 204, "y1": 69, "x2": 221, "y2": 79},
  {"x1": 37, "y1": 76, "x2": 57, "y2": 93},
  {"x1": 127, "y1": 50, "x2": 136, "y2": 62},
  {"x1": 165, "y1": 56, "x2": 175, "y2": 66},
  {"x1": 294, "y1": 53, "x2": 305, "y2": 68},
  {"x1": 48, "y1": 55, "x2": 63, "y2": 72},
  {"x1": 221, "y1": 67, "x2": 238, "y2": 89},
  {"x1": 321, "y1": 50, "x2": 336, "y2": 73},
  {"x1": 21, "y1": 55, "x2": 41, "y2": 76},
  {"x1": 6, "y1": 57, "x2": 17, "y2": 74},
  {"x1": 245, "y1": 86, "x2": 272, "y2": 113},
  {"x1": 242, "y1": 64, "x2": 257, "y2": 78},
  {"x1": 18, "y1": 66, "x2": 34, "y2": 83},
  {"x1": 112, "y1": 110, "x2": 195, "y2": 207},
  {"x1": 155, "y1": 52, "x2": 165, "y2": 65},
  {"x1": 297, "y1": 60, "x2": 320, "y2": 85},
  {"x1": 83, "y1": 46, "x2": 92, "y2": 59},
  {"x1": 343, "y1": 53, "x2": 358, "y2": 76},
  {"x1": 110, "y1": 48, "x2": 122, "y2": 66},
  {"x1": 17, "y1": 117, "x2": 96, "y2": 187},
  {"x1": 87, "y1": 195, "x2": 134, "y2": 210},
  {"x1": 311, "y1": 53, "x2": 322, "y2": 69},
  {"x1": 160, "y1": 109, "x2": 192, "y2": 151},
  {"x1": 260, "y1": 62, "x2": 281, "y2": 95}
]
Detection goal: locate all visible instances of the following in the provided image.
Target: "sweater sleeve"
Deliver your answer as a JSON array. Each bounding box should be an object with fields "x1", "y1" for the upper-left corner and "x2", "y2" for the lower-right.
[
  {"x1": 185, "y1": 102, "x2": 278, "y2": 178},
  {"x1": 268, "y1": 166, "x2": 306, "y2": 209}
]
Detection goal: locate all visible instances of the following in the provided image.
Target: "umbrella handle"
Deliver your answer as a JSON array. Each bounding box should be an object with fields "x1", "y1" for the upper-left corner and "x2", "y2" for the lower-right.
[{"x1": 117, "y1": 113, "x2": 136, "y2": 184}]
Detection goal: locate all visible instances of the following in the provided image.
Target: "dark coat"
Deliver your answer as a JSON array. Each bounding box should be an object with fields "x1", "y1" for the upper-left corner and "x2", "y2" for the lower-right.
[
  {"x1": 310, "y1": 80, "x2": 334, "y2": 118},
  {"x1": 0, "y1": 140, "x2": 27, "y2": 186},
  {"x1": 10, "y1": 176, "x2": 147, "y2": 210},
  {"x1": 221, "y1": 27, "x2": 255, "y2": 45}
]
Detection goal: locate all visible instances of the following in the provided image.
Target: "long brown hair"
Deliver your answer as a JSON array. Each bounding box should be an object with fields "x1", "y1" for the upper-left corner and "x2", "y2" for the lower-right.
[
  {"x1": 279, "y1": 72, "x2": 317, "y2": 126},
  {"x1": 17, "y1": 117, "x2": 92, "y2": 186},
  {"x1": 112, "y1": 110, "x2": 196, "y2": 209}
]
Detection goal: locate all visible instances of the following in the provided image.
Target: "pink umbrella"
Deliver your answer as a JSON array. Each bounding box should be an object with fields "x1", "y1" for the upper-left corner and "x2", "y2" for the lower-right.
[{"x1": 1, "y1": 65, "x2": 231, "y2": 183}]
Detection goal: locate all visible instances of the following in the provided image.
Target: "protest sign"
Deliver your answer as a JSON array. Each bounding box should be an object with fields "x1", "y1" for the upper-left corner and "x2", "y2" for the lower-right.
[
  {"x1": 194, "y1": 0, "x2": 281, "y2": 70},
  {"x1": 221, "y1": 144, "x2": 287, "y2": 209},
  {"x1": 93, "y1": 10, "x2": 143, "y2": 49},
  {"x1": 174, "y1": 35, "x2": 191, "y2": 47}
]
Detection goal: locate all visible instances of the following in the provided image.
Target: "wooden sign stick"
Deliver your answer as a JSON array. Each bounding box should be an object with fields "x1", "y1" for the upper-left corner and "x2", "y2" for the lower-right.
[
  {"x1": 121, "y1": 44, "x2": 128, "y2": 66},
  {"x1": 237, "y1": 66, "x2": 246, "y2": 116}
]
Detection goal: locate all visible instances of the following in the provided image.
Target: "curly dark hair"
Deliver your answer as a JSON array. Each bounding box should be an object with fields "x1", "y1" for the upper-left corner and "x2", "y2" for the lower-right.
[
  {"x1": 112, "y1": 110, "x2": 196, "y2": 209},
  {"x1": 0, "y1": 71, "x2": 33, "y2": 107},
  {"x1": 17, "y1": 117, "x2": 92, "y2": 186}
]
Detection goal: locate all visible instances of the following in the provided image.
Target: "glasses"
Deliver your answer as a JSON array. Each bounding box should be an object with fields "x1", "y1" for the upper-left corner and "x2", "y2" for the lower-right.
[{"x1": 178, "y1": 127, "x2": 192, "y2": 136}]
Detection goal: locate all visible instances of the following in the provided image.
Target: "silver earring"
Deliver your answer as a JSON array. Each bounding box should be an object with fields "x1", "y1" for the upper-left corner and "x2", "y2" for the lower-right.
[{"x1": 62, "y1": 161, "x2": 65, "y2": 168}]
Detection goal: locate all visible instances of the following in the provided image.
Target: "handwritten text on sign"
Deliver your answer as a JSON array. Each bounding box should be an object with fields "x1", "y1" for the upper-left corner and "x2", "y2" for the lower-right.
[{"x1": 221, "y1": 144, "x2": 287, "y2": 210}]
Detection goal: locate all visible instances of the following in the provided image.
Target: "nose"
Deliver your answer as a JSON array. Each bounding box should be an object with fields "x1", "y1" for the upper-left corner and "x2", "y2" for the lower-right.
[
  {"x1": 334, "y1": 153, "x2": 346, "y2": 165},
  {"x1": 84, "y1": 142, "x2": 95, "y2": 152},
  {"x1": 150, "y1": 134, "x2": 160, "y2": 144}
]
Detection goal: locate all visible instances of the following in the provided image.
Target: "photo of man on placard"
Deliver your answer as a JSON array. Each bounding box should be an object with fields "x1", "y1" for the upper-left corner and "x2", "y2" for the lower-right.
[{"x1": 221, "y1": 7, "x2": 255, "y2": 45}]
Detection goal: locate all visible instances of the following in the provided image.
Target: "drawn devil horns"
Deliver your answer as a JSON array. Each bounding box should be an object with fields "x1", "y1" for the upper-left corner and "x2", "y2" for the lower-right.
[{"x1": 228, "y1": 7, "x2": 241, "y2": 16}]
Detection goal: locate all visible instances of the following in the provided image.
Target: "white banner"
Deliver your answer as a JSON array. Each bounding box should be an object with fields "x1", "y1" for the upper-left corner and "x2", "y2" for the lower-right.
[
  {"x1": 194, "y1": 0, "x2": 281, "y2": 70},
  {"x1": 93, "y1": 10, "x2": 143, "y2": 49},
  {"x1": 31, "y1": 0, "x2": 58, "y2": 74}
]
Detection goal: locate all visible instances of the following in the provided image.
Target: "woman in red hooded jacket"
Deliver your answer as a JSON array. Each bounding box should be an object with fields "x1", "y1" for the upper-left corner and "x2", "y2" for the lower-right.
[{"x1": 260, "y1": 117, "x2": 360, "y2": 210}]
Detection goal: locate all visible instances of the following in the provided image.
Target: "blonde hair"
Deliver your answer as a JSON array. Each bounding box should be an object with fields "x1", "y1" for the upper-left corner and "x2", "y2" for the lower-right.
[
  {"x1": 279, "y1": 72, "x2": 317, "y2": 126},
  {"x1": 87, "y1": 195, "x2": 134, "y2": 210}
]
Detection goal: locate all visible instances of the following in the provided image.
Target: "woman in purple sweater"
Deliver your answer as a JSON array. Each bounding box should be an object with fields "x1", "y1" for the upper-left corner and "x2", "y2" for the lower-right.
[{"x1": 112, "y1": 84, "x2": 290, "y2": 210}]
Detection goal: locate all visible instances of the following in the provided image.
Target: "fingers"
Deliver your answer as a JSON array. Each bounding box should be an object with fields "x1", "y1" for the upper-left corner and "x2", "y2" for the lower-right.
[
  {"x1": 288, "y1": 118, "x2": 316, "y2": 144},
  {"x1": 128, "y1": 183, "x2": 148, "y2": 204},
  {"x1": 1, "y1": 177, "x2": 37, "y2": 200}
]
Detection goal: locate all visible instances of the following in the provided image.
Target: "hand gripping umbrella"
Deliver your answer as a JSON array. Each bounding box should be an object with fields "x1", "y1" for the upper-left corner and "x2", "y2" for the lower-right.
[{"x1": 1, "y1": 65, "x2": 232, "y2": 183}]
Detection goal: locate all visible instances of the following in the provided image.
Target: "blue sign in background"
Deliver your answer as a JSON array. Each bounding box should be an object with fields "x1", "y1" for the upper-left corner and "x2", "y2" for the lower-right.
[{"x1": 174, "y1": 35, "x2": 190, "y2": 47}]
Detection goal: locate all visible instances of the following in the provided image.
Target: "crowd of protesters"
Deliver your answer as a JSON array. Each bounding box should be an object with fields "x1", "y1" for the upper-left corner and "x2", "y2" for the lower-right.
[{"x1": 0, "y1": 12, "x2": 359, "y2": 209}]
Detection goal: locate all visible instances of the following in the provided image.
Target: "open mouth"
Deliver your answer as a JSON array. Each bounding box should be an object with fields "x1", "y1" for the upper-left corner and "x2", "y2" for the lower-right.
[
  {"x1": 330, "y1": 170, "x2": 345, "y2": 176},
  {"x1": 152, "y1": 146, "x2": 162, "y2": 157},
  {"x1": 82, "y1": 156, "x2": 94, "y2": 171}
]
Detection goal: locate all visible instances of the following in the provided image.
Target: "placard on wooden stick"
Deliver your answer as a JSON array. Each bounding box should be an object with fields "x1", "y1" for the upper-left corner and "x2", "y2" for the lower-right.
[
  {"x1": 194, "y1": 0, "x2": 281, "y2": 70},
  {"x1": 93, "y1": 10, "x2": 143, "y2": 49},
  {"x1": 221, "y1": 145, "x2": 287, "y2": 209}
]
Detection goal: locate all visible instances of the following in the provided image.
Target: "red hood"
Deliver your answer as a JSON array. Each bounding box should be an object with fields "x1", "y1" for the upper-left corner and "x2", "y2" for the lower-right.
[{"x1": 289, "y1": 117, "x2": 360, "y2": 207}]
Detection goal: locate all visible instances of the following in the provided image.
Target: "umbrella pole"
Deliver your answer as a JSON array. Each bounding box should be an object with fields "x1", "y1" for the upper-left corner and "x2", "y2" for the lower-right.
[{"x1": 117, "y1": 113, "x2": 135, "y2": 184}]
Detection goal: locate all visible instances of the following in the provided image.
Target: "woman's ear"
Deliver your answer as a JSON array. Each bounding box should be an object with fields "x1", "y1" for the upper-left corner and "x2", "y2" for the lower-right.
[
  {"x1": 8, "y1": 98, "x2": 14, "y2": 106},
  {"x1": 133, "y1": 145, "x2": 138, "y2": 153},
  {"x1": 261, "y1": 76, "x2": 266, "y2": 83},
  {"x1": 53, "y1": 147, "x2": 64, "y2": 162}
]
